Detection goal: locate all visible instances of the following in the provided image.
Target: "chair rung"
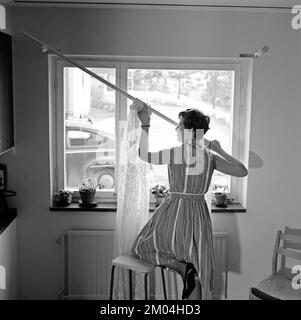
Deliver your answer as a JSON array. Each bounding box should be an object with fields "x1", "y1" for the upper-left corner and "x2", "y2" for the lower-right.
[
  {"x1": 280, "y1": 233, "x2": 301, "y2": 244},
  {"x1": 277, "y1": 247, "x2": 301, "y2": 260}
]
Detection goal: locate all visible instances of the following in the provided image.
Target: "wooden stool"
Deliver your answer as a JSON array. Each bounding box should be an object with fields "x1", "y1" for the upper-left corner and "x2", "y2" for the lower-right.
[{"x1": 109, "y1": 252, "x2": 167, "y2": 300}]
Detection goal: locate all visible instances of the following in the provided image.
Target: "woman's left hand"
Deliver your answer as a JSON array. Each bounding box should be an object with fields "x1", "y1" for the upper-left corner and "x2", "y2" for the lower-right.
[
  {"x1": 204, "y1": 139, "x2": 211, "y2": 148},
  {"x1": 209, "y1": 140, "x2": 223, "y2": 154}
]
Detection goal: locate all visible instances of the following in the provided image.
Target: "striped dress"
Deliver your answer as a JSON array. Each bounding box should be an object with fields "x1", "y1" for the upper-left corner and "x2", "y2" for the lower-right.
[{"x1": 131, "y1": 143, "x2": 215, "y2": 297}]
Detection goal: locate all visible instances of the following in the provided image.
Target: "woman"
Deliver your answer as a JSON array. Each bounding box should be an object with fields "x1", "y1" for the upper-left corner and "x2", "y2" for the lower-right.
[{"x1": 131, "y1": 101, "x2": 248, "y2": 300}]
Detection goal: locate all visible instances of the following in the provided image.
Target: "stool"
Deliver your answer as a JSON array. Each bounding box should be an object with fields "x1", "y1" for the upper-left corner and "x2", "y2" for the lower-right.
[{"x1": 109, "y1": 252, "x2": 167, "y2": 300}]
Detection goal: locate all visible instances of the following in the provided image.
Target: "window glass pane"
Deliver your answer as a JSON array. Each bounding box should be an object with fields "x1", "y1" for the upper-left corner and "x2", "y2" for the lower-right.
[
  {"x1": 128, "y1": 69, "x2": 234, "y2": 191},
  {"x1": 64, "y1": 67, "x2": 116, "y2": 191}
]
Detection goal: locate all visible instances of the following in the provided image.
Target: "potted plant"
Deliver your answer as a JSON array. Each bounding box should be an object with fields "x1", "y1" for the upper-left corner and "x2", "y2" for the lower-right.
[
  {"x1": 79, "y1": 177, "x2": 104, "y2": 207},
  {"x1": 151, "y1": 185, "x2": 170, "y2": 207},
  {"x1": 53, "y1": 190, "x2": 73, "y2": 207},
  {"x1": 212, "y1": 184, "x2": 229, "y2": 207}
]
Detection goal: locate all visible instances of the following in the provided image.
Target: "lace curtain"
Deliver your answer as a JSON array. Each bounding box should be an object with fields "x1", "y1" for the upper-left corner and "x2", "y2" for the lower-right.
[
  {"x1": 112, "y1": 102, "x2": 213, "y2": 300},
  {"x1": 112, "y1": 103, "x2": 152, "y2": 299}
]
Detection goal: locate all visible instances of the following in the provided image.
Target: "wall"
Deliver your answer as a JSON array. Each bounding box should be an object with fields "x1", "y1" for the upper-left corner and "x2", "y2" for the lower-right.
[{"x1": 4, "y1": 6, "x2": 301, "y2": 299}]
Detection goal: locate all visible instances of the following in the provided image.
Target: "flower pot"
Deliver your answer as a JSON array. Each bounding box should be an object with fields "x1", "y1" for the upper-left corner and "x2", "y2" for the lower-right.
[
  {"x1": 79, "y1": 190, "x2": 96, "y2": 205},
  {"x1": 214, "y1": 193, "x2": 227, "y2": 207},
  {"x1": 53, "y1": 192, "x2": 72, "y2": 207}
]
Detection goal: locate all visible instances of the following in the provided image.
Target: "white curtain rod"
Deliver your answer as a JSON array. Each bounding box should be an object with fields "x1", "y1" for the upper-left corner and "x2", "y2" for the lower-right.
[{"x1": 22, "y1": 31, "x2": 178, "y2": 127}]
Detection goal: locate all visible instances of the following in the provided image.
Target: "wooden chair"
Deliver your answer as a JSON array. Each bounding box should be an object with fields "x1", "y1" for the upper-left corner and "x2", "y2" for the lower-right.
[
  {"x1": 249, "y1": 226, "x2": 301, "y2": 300},
  {"x1": 109, "y1": 252, "x2": 167, "y2": 300}
]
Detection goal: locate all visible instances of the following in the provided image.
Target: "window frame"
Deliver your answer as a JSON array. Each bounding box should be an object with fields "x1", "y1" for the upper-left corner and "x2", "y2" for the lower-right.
[{"x1": 49, "y1": 55, "x2": 252, "y2": 205}]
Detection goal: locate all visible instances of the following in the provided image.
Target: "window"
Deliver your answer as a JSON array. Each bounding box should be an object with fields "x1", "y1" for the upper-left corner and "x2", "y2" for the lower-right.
[
  {"x1": 50, "y1": 56, "x2": 251, "y2": 203},
  {"x1": 126, "y1": 68, "x2": 234, "y2": 191}
]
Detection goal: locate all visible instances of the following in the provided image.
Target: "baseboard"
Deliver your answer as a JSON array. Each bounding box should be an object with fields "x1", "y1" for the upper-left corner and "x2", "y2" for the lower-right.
[
  {"x1": 212, "y1": 294, "x2": 227, "y2": 300},
  {"x1": 154, "y1": 293, "x2": 226, "y2": 300},
  {"x1": 58, "y1": 294, "x2": 108, "y2": 300}
]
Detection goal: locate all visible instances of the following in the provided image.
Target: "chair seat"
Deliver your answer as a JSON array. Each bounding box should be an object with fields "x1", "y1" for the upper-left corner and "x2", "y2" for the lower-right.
[
  {"x1": 253, "y1": 274, "x2": 301, "y2": 300},
  {"x1": 112, "y1": 252, "x2": 156, "y2": 274}
]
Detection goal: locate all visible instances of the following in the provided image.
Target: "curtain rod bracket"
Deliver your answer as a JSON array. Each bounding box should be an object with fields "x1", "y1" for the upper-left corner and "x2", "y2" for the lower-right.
[
  {"x1": 41, "y1": 45, "x2": 48, "y2": 54},
  {"x1": 239, "y1": 45, "x2": 270, "y2": 59}
]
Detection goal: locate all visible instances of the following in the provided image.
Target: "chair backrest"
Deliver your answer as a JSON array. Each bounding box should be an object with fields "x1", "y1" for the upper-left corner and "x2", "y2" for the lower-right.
[{"x1": 272, "y1": 226, "x2": 301, "y2": 280}]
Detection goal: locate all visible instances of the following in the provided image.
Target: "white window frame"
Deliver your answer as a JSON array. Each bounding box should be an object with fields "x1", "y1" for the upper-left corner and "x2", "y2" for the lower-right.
[{"x1": 49, "y1": 55, "x2": 252, "y2": 205}]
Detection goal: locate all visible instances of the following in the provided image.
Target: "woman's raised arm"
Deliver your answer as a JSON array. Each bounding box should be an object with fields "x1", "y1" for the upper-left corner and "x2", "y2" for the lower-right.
[
  {"x1": 135, "y1": 101, "x2": 171, "y2": 165},
  {"x1": 209, "y1": 140, "x2": 248, "y2": 177}
]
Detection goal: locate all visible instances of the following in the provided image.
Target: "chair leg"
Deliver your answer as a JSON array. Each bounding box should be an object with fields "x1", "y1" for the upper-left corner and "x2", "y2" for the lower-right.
[
  {"x1": 109, "y1": 265, "x2": 115, "y2": 300},
  {"x1": 144, "y1": 273, "x2": 148, "y2": 300},
  {"x1": 129, "y1": 270, "x2": 133, "y2": 300},
  {"x1": 160, "y1": 267, "x2": 167, "y2": 300}
]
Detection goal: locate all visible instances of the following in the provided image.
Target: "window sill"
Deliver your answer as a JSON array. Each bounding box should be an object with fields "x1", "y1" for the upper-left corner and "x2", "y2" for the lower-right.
[
  {"x1": 50, "y1": 202, "x2": 246, "y2": 213},
  {"x1": 212, "y1": 202, "x2": 246, "y2": 213},
  {"x1": 50, "y1": 202, "x2": 120, "y2": 212}
]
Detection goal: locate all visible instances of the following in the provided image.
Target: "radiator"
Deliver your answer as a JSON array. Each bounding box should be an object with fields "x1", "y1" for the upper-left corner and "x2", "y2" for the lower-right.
[
  {"x1": 212, "y1": 232, "x2": 228, "y2": 299},
  {"x1": 60, "y1": 230, "x2": 228, "y2": 300},
  {"x1": 61, "y1": 230, "x2": 115, "y2": 299}
]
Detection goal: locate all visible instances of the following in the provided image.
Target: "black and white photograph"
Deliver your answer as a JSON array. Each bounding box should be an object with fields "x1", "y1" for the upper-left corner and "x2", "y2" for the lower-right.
[{"x1": 1, "y1": 0, "x2": 301, "y2": 309}]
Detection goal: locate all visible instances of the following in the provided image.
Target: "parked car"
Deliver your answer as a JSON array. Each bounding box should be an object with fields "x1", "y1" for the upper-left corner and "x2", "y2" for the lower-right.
[
  {"x1": 65, "y1": 112, "x2": 93, "y2": 124},
  {"x1": 65, "y1": 119, "x2": 116, "y2": 190}
]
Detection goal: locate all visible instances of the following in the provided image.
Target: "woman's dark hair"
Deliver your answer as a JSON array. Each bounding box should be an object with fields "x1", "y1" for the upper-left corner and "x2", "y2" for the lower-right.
[{"x1": 178, "y1": 108, "x2": 210, "y2": 139}]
